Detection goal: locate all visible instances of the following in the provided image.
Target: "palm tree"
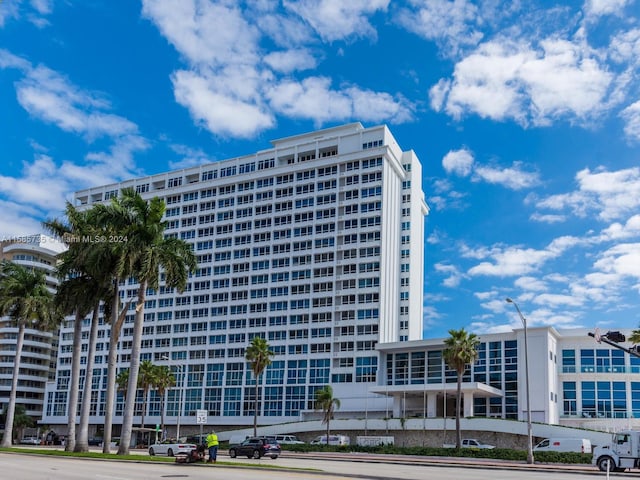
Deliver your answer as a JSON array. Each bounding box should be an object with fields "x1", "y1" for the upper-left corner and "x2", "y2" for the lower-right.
[
  {"x1": 443, "y1": 328, "x2": 480, "y2": 449},
  {"x1": 152, "y1": 364, "x2": 175, "y2": 440},
  {"x1": 44, "y1": 203, "x2": 117, "y2": 452},
  {"x1": 245, "y1": 336, "x2": 274, "y2": 436},
  {"x1": 116, "y1": 369, "x2": 130, "y2": 400},
  {"x1": 315, "y1": 385, "x2": 340, "y2": 446},
  {"x1": 0, "y1": 260, "x2": 59, "y2": 448},
  {"x1": 107, "y1": 188, "x2": 196, "y2": 455},
  {"x1": 1, "y1": 404, "x2": 34, "y2": 445},
  {"x1": 51, "y1": 275, "x2": 97, "y2": 451},
  {"x1": 137, "y1": 360, "x2": 157, "y2": 431}
]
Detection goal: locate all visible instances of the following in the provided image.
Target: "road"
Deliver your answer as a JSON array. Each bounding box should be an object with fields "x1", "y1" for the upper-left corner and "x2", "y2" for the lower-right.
[{"x1": 0, "y1": 452, "x2": 605, "y2": 480}]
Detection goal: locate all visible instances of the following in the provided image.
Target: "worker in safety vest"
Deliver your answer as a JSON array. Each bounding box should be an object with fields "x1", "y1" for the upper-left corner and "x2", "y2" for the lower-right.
[{"x1": 205, "y1": 430, "x2": 219, "y2": 463}]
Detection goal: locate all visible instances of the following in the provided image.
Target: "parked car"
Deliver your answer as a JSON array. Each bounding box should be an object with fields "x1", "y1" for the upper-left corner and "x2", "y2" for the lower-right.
[
  {"x1": 311, "y1": 434, "x2": 350, "y2": 446},
  {"x1": 275, "y1": 434, "x2": 305, "y2": 445},
  {"x1": 20, "y1": 436, "x2": 40, "y2": 445},
  {"x1": 443, "y1": 439, "x2": 495, "y2": 449},
  {"x1": 148, "y1": 440, "x2": 197, "y2": 457},
  {"x1": 88, "y1": 437, "x2": 103, "y2": 446},
  {"x1": 228, "y1": 437, "x2": 281, "y2": 459}
]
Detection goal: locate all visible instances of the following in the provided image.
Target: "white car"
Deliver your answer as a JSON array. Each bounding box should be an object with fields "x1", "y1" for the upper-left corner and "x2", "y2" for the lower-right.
[
  {"x1": 148, "y1": 440, "x2": 197, "y2": 457},
  {"x1": 20, "y1": 436, "x2": 40, "y2": 445}
]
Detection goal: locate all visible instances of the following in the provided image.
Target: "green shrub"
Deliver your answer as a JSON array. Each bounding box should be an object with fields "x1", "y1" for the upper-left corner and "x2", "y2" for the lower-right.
[{"x1": 282, "y1": 443, "x2": 591, "y2": 464}]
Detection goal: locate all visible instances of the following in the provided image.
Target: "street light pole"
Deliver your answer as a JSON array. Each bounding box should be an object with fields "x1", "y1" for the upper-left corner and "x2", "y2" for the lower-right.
[
  {"x1": 176, "y1": 364, "x2": 185, "y2": 441},
  {"x1": 162, "y1": 355, "x2": 185, "y2": 441},
  {"x1": 506, "y1": 297, "x2": 534, "y2": 464}
]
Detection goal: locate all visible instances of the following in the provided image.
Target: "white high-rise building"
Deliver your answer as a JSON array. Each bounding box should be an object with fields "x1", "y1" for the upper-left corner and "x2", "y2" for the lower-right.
[
  {"x1": 41, "y1": 123, "x2": 429, "y2": 434},
  {"x1": 0, "y1": 235, "x2": 66, "y2": 421}
]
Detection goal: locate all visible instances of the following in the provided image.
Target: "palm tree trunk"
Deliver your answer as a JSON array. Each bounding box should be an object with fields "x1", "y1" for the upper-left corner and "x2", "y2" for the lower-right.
[
  {"x1": 160, "y1": 388, "x2": 166, "y2": 439},
  {"x1": 103, "y1": 283, "x2": 126, "y2": 454},
  {"x1": 66, "y1": 310, "x2": 84, "y2": 451},
  {"x1": 76, "y1": 305, "x2": 100, "y2": 452},
  {"x1": 118, "y1": 281, "x2": 147, "y2": 455},
  {"x1": 141, "y1": 388, "x2": 148, "y2": 431},
  {"x1": 326, "y1": 419, "x2": 330, "y2": 446},
  {"x1": 456, "y1": 373, "x2": 462, "y2": 449},
  {"x1": 253, "y1": 381, "x2": 258, "y2": 437},
  {"x1": 0, "y1": 322, "x2": 25, "y2": 447}
]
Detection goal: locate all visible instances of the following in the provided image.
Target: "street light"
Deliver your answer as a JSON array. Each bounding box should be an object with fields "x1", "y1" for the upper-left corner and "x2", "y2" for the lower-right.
[
  {"x1": 506, "y1": 297, "x2": 534, "y2": 464},
  {"x1": 162, "y1": 355, "x2": 185, "y2": 441}
]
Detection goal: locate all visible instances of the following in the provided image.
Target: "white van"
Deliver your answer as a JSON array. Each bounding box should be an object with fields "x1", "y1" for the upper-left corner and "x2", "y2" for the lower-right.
[
  {"x1": 311, "y1": 434, "x2": 350, "y2": 446},
  {"x1": 534, "y1": 438, "x2": 592, "y2": 453}
]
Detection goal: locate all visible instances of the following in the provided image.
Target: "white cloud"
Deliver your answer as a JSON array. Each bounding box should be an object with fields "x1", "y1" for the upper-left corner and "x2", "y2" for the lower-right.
[
  {"x1": 263, "y1": 49, "x2": 318, "y2": 73},
  {"x1": 13, "y1": 65, "x2": 138, "y2": 140},
  {"x1": 620, "y1": 100, "x2": 640, "y2": 141},
  {"x1": 535, "y1": 166, "x2": 640, "y2": 221},
  {"x1": 141, "y1": 0, "x2": 260, "y2": 68},
  {"x1": 514, "y1": 275, "x2": 548, "y2": 292},
  {"x1": 532, "y1": 292, "x2": 584, "y2": 307},
  {"x1": 466, "y1": 236, "x2": 578, "y2": 277},
  {"x1": 0, "y1": 199, "x2": 47, "y2": 238},
  {"x1": 266, "y1": 76, "x2": 413, "y2": 125},
  {"x1": 172, "y1": 69, "x2": 274, "y2": 139},
  {"x1": 594, "y1": 243, "x2": 640, "y2": 283},
  {"x1": 433, "y1": 37, "x2": 614, "y2": 126},
  {"x1": 283, "y1": 0, "x2": 388, "y2": 42},
  {"x1": 583, "y1": 0, "x2": 633, "y2": 18},
  {"x1": 168, "y1": 143, "x2": 215, "y2": 170},
  {"x1": 0, "y1": 1, "x2": 20, "y2": 28},
  {"x1": 609, "y1": 28, "x2": 640, "y2": 65},
  {"x1": 599, "y1": 215, "x2": 640, "y2": 241},
  {"x1": 0, "y1": 52, "x2": 149, "y2": 223},
  {"x1": 530, "y1": 212, "x2": 567, "y2": 223},
  {"x1": 442, "y1": 148, "x2": 474, "y2": 176},
  {"x1": 142, "y1": 0, "x2": 413, "y2": 138},
  {"x1": 0, "y1": 155, "x2": 69, "y2": 211},
  {"x1": 397, "y1": 0, "x2": 483, "y2": 57},
  {"x1": 473, "y1": 162, "x2": 540, "y2": 189},
  {"x1": 442, "y1": 147, "x2": 539, "y2": 189},
  {"x1": 434, "y1": 263, "x2": 464, "y2": 287}
]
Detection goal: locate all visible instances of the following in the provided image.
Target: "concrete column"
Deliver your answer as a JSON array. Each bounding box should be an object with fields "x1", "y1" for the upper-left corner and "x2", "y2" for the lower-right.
[
  {"x1": 463, "y1": 391, "x2": 474, "y2": 417},
  {"x1": 427, "y1": 392, "x2": 437, "y2": 417}
]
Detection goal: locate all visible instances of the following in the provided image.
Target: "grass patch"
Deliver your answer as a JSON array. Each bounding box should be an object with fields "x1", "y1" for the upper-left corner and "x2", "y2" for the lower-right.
[{"x1": 0, "y1": 447, "x2": 321, "y2": 471}]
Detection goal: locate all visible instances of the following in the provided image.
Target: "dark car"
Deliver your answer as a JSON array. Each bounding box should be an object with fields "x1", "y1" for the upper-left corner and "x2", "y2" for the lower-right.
[
  {"x1": 228, "y1": 437, "x2": 281, "y2": 459},
  {"x1": 88, "y1": 437, "x2": 103, "y2": 446}
]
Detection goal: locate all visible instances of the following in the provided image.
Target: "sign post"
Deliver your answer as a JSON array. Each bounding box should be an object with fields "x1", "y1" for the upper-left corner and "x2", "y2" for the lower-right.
[{"x1": 196, "y1": 409, "x2": 207, "y2": 445}]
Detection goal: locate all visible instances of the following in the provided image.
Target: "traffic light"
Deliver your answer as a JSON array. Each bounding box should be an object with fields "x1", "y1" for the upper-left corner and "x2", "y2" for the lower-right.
[
  {"x1": 629, "y1": 345, "x2": 640, "y2": 358},
  {"x1": 605, "y1": 331, "x2": 626, "y2": 343}
]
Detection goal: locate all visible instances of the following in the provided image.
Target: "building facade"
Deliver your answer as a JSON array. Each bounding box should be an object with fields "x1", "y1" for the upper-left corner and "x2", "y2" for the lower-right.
[
  {"x1": 377, "y1": 327, "x2": 640, "y2": 432},
  {"x1": 0, "y1": 235, "x2": 66, "y2": 421},
  {"x1": 41, "y1": 123, "x2": 429, "y2": 432}
]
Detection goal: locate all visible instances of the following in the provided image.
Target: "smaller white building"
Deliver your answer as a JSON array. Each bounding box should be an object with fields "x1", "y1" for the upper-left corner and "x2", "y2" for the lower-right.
[
  {"x1": 375, "y1": 326, "x2": 640, "y2": 432},
  {"x1": 0, "y1": 235, "x2": 66, "y2": 419}
]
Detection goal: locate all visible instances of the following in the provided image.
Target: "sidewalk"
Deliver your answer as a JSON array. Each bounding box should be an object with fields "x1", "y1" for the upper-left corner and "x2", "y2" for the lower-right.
[{"x1": 283, "y1": 451, "x2": 599, "y2": 474}]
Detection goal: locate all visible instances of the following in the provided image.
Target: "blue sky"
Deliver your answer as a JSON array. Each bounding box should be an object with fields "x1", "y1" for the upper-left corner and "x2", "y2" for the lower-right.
[{"x1": 1, "y1": 0, "x2": 640, "y2": 339}]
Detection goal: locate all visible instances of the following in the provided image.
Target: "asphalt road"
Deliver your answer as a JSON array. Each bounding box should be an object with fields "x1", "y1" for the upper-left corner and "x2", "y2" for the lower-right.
[{"x1": 0, "y1": 451, "x2": 609, "y2": 480}]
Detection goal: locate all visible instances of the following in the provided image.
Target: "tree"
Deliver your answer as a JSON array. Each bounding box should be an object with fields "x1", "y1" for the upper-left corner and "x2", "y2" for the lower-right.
[
  {"x1": 443, "y1": 328, "x2": 480, "y2": 449},
  {"x1": 1, "y1": 404, "x2": 34, "y2": 445},
  {"x1": 106, "y1": 188, "x2": 196, "y2": 455},
  {"x1": 44, "y1": 203, "x2": 117, "y2": 452},
  {"x1": 137, "y1": 360, "x2": 157, "y2": 431},
  {"x1": 0, "y1": 260, "x2": 59, "y2": 448},
  {"x1": 245, "y1": 337, "x2": 274, "y2": 437},
  {"x1": 116, "y1": 369, "x2": 130, "y2": 399},
  {"x1": 152, "y1": 364, "x2": 175, "y2": 440},
  {"x1": 315, "y1": 385, "x2": 340, "y2": 446}
]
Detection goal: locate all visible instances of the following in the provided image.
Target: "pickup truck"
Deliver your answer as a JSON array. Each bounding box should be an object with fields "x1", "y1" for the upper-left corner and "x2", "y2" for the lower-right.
[{"x1": 443, "y1": 439, "x2": 495, "y2": 449}]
